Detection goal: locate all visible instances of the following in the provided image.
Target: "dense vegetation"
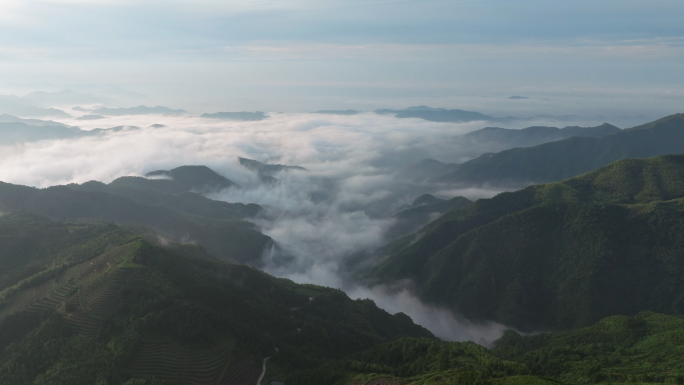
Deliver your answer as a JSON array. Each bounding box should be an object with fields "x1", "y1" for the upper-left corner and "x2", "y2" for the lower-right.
[
  {"x1": 441, "y1": 113, "x2": 684, "y2": 185},
  {"x1": 0, "y1": 212, "x2": 432, "y2": 384},
  {"x1": 0, "y1": 165, "x2": 271, "y2": 265},
  {"x1": 288, "y1": 312, "x2": 684, "y2": 385},
  {"x1": 385, "y1": 194, "x2": 472, "y2": 240},
  {"x1": 368, "y1": 154, "x2": 684, "y2": 330}
]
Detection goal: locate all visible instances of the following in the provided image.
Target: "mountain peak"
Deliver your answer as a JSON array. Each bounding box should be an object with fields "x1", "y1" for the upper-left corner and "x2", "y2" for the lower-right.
[{"x1": 145, "y1": 165, "x2": 237, "y2": 192}]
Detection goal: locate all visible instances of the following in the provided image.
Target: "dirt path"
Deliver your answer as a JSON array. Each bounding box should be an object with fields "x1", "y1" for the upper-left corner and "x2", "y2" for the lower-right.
[{"x1": 256, "y1": 356, "x2": 271, "y2": 385}]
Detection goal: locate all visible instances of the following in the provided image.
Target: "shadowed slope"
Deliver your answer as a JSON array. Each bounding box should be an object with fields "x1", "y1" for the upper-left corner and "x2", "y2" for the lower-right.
[
  {"x1": 0, "y1": 215, "x2": 433, "y2": 384},
  {"x1": 441, "y1": 114, "x2": 684, "y2": 185},
  {"x1": 368, "y1": 154, "x2": 684, "y2": 330}
]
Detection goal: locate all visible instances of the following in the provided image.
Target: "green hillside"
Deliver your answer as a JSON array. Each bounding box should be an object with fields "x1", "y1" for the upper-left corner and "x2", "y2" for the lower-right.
[
  {"x1": 441, "y1": 113, "x2": 684, "y2": 185},
  {"x1": 0, "y1": 212, "x2": 433, "y2": 385},
  {"x1": 287, "y1": 312, "x2": 684, "y2": 385},
  {"x1": 385, "y1": 194, "x2": 472, "y2": 240},
  {"x1": 0, "y1": 167, "x2": 270, "y2": 265},
  {"x1": 368, "y1": 154, "x2": 684, "y2": 330}
]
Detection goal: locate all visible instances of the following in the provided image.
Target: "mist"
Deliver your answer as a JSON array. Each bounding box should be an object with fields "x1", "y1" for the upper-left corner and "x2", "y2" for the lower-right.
[{"x1": 0, "y1": 109, "x2": 602, "y2": 344}]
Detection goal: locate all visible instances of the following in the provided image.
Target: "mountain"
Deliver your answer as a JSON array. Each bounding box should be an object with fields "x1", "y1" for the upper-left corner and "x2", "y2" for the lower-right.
[
  {"x1": 398, "y1": 124, "x2": 621, "y2": 180},
  {"x1": 0, "y1": 114, "x2": 68, "y2": 127},
  {"x1": 289, "y1": 311, "x2": 684, "y2": 384},
  {"x1": 367, "y1": 154, "x2": 684, "y2": 330},
  {"x1": 441, "y1": 114, "x2": 684, "y2": 186},
  {"x1": 145, "y1": 165, "x2": 238, "y2": 193},
  {"x1": 385, "y1": 194, "x2": 472, "y2": 240},
  {"x1": 459, "y1": 123, "x2": 620, "y2": 148},
  {"x1": 375, "y1": 106, "x2": 653, "y2": 127},
  {"x1": 376, "y1": 106, "x2": 447, "y2": 115},
  {"x1": 0, "y1": 212, "x2": 432, "y2": 385},
  {"x1": 0, "y1": 166, "x2": 269, "y2": 265},
  {"x1": 377, "y1": 107, "x2": 494, "y2": 123},
  {"x1": 0, "y1": 95, "x2": 70, "y2": 118},
  {"x1": 0, "y1": 120, "x2": 143, "y2": 145},
  {"x1": 201, "y1": 111, "x2": 267, "y2": 121},
  {"x1": 313, "y1": 110, "x2": 361, "y2": 115},
  {"x1": 0, "y1": 121, "x2": 82, "y2": 145},
  {"x1": 238, "y1": 157, "x2": 306, "y2": 185},
  {"x1": 90, "y1": 106, "x2": 186, "y2": 116},
  {"x1": 75, "y1": 114, "x2": 106, "y2": 120}
]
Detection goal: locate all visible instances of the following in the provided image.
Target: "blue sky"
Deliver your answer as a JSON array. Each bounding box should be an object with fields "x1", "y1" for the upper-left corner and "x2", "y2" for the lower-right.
[{"x1": 1, "y1": 0, "x2": 683, "y2": 115}]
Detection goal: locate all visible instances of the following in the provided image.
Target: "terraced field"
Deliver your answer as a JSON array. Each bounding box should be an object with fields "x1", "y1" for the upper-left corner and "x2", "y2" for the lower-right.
[
  {"x1": 130, "y1": 341, "x2": 260, "y2": 385},
  {"x1": 80, "y1": 266, "x2": 137, "y2": 319},
  {"x1": 62, "y1": 295, "x2": 101, "y2": 337},
  {"x1": 0, "y1": 243, "x2": 136, "y2": 324},
  {"x1": 76, "y1": 242, "x2": 136, "y2": 281},
  {"x1": 0, "y1": 266, "x2": 82, "y2": 318}
]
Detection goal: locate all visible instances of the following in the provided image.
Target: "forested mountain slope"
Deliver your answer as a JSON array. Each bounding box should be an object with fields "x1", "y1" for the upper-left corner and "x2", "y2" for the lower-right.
[
  {"x1": 0, "y1": 212, "x2": 432, "y2": 385},
  {"x1": 0, "y1": 166, "x2": 270, "y2": 265},
  {"x1": 368, "y1": 154, "x2": 684, "y2": 330},
  {"x1": 441, "y1": 113, "x2": 684, "y2": 185},
  {"x1": 291, "y1": 312, "x2": 684, "y2": 385}
]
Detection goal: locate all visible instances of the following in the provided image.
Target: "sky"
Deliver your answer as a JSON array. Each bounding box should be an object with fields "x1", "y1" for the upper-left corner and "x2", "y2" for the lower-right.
[{"x1": 0, "y1": 0, "x2": 683, "y2": 115}]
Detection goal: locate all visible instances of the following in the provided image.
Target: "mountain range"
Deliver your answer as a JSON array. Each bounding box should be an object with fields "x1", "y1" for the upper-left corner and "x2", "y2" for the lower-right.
[
  {"x1": 0, "y1": 212, "x2": 432, "y2": 384},
  {"x1": 438, "y1": 113, "x2": 684, "y2": 186},
  {"x1": 201, "y1": 111, "x2": 267, "y2": 121},
  {"x1": 368, "y1": 154, "x2": 684, "y2": 331},
  {"x1": 398, "y1": 123, "x2": 622, "y2": 180},
  {"x1": 3, "y1": 111, "x2": 684, "y2": 384},
  {"x1": 376, "y1": 105, "x2": 653, "y2": 127},
  {"x1": 0, "y1": 166, "x2": 270, "y2": 265},
  {"x1": 90, "y1": 106, "x2": 186, "y2": 116}
]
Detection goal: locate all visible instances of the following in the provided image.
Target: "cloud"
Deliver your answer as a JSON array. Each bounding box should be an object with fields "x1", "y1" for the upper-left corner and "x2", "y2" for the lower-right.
[
  {"x1": 0, "y1": 110, "x2": 618, "y2": 343},
  {"x1": 347, "y1": 284, "x2": 511, "y2": 347}
]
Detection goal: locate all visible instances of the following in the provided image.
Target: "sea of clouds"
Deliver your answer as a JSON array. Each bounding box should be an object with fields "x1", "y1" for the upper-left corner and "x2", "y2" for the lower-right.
[{"x1": 0, "y1": 110, "x2": 591, "y2": 344}]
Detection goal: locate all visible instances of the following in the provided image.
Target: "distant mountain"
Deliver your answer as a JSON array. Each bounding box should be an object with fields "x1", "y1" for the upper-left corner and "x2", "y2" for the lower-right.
[
  {"x1": 508, "y1": 95, "x2": 529, "y2": 99},
  {"x1": 145, "y1": 165, "x2": 238, "y2": 193},
  {"x1": 201, "y1": 111, "x2": 267, "y2": 121},
  {"x1": 377, "y1": 107, "x2": 494, "y2": 123},
  {"x1": 0, "y1": 120, "x2": 142, "y2": 145},
  {"x1": 0, "y1": 213, "x2": 431, "y2": 384},
  {"x1": 367, "y1": 154, "x2": 684, "y2": 330},
  {"x1": 313, "y1": 110, "x2": 361, "y2": 115},
  {"x1": 91, "y1": 105, "x2": 186, "y2": 116},
  {"x1": 75, "y1": 114, "x2": 106, "y2": 120},
  {"x1": 461, "y1": 123, "x2": 620, "y2": 147},
  {"x1": 440, "y1": 113, "x2": 684, "y2": 186},
  {"x1": 238, "y1": 158, "x2": 306, "y2": 175},
  {"x1": 21, "y1": 90, "x2": 111, "y2": 107},
  {"x1": 397, "y1": 123, "x2": 621, "y2": 181},
  {"x1": 376, "y1": 106, "x2": 447, "y2": 114},
  {"x1": 375, "y1": 105, "x2": 654, "y2": 127},
  {"x1": 0, "y1": 95, "x2": 69, "y2": 118},
  {"x1": 238, "y1": 157, "x2": 306, "y2": 185},
  {"x1": 0, "y1": 122, "x2": 82, "y2": 145},
  {"x1": 385, "y1": 194, "x2": 472, "y2": 240},
  {"x1": 292, "y1": 312, "x2": 684, "y2": 385},
  {"x1": 0, "y1": 166, "x2": 269, "y2": 265},
  {"x1": 0, "y1": 114, "x2": 68, "y2": 127}
]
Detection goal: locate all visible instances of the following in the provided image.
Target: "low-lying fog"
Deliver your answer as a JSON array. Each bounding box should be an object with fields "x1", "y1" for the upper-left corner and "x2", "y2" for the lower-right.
[{"x1": 0, "y1": 111, "x2": 605, "y2": 344}]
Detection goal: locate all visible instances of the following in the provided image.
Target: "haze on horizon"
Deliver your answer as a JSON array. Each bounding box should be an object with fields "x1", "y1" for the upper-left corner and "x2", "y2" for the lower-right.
[{"x1": 0, "y1": 0, "x2": 683, "y2": 117}]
